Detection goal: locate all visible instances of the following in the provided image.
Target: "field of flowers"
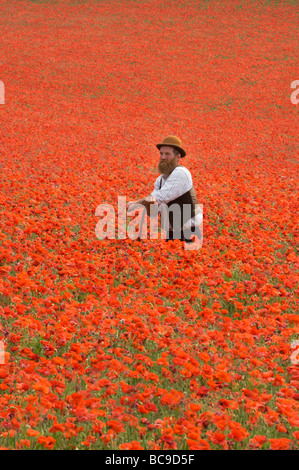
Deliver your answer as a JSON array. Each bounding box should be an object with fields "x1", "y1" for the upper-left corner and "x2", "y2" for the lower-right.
[{"x1": 0, "y1": 0, "x2": 298, "y2": 451}]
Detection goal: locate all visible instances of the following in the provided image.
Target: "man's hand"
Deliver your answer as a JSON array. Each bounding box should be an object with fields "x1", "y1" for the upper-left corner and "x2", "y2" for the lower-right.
[
  {"x1": 127, "y1": 200, "x2": 137, "y2": 209},
  {"x1": 143, "y1": 196, "x2": 157, "y2": 206},
  {"x1": 127, "y1": 200, "x2": 141, "y2": 212},
  {"x1": 143, "y1": 196, "x2": 158, "y2": 217},
  {"x1": 127, "y1": 196, "x2": 157, "y2": 213}
]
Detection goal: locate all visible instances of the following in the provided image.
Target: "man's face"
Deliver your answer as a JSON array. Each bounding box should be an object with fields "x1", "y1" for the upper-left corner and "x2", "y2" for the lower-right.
[{"x1": 158, "y1": 146, "x2": 180, "y2": 175}]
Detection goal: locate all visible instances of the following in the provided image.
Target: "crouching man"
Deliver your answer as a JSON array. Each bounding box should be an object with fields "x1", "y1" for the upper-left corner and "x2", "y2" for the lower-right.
[{"x1": 127, "y1": 135, "x2": 202, "y2": 244}]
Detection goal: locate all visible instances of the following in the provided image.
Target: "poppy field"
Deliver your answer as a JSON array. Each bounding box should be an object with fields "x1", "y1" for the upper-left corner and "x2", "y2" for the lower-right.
[{"x1": 0, "y1": 0, "x2": 298, "y2": 451}]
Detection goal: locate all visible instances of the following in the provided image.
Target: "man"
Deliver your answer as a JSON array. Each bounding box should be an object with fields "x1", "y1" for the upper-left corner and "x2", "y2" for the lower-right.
[{"x1": 127, "y1": 135, "x2": 202, "y2": 243}]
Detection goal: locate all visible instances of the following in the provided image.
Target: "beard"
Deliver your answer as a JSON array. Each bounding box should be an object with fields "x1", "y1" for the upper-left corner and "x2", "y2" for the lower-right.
[{"x1": 158, "y1": 156, "x2": 178, "y2": 176}]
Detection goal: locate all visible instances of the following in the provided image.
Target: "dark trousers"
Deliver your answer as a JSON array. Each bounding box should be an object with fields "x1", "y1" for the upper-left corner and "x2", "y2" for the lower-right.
[{"x1": 166, "y1": 226, "x2": 201, "y2": 244}]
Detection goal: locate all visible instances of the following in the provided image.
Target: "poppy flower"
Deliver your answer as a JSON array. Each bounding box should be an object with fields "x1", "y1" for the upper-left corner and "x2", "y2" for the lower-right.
[
  {"x1": 269, "y1": 438, "x2": 292, "y2": 450},
  {"x1": 37, "y1": 436, "x2": 56, "y2": 450},
  {"x1": 0, "y1": 0, "x2": 298, "y2": 451}
]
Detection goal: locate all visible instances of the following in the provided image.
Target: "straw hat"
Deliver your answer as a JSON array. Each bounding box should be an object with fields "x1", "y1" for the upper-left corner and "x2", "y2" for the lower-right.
[{"x1": 156, "y1": 135, "x2": 186, "y2": 158}]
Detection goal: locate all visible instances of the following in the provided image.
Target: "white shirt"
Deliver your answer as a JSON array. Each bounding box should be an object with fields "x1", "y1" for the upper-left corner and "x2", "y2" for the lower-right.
[{"x1": 151, "y1": 166, "x2": 202, "y2": 229}]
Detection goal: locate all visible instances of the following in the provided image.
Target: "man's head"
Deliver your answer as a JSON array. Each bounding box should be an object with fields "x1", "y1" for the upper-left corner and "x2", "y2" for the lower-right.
[
  {"x1": 156, "y1": 135, "x2": 186, "y2": 176},
  {"x1": 158, "y1": 145, "x2": 181, "y2": 176}
]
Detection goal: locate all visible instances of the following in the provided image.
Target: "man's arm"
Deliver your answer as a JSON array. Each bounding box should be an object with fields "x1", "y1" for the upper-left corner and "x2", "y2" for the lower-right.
[
  {"x1": 127, "y1": 196, "x2": 157, "y2": 213},
  {"x1": 126, "y1": 174, "x2": 163, "y2": 211}
]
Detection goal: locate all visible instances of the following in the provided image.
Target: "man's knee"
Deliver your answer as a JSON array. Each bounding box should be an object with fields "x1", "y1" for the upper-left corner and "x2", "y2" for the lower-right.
[{"x1": 183, "y1": 226, "x2": 202, "y2": 241}]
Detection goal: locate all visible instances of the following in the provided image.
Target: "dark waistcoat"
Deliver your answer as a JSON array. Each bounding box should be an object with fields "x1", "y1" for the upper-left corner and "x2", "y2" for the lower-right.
[{"x1": 159, "y1": 166, "x2": 198, "y2": 232}]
